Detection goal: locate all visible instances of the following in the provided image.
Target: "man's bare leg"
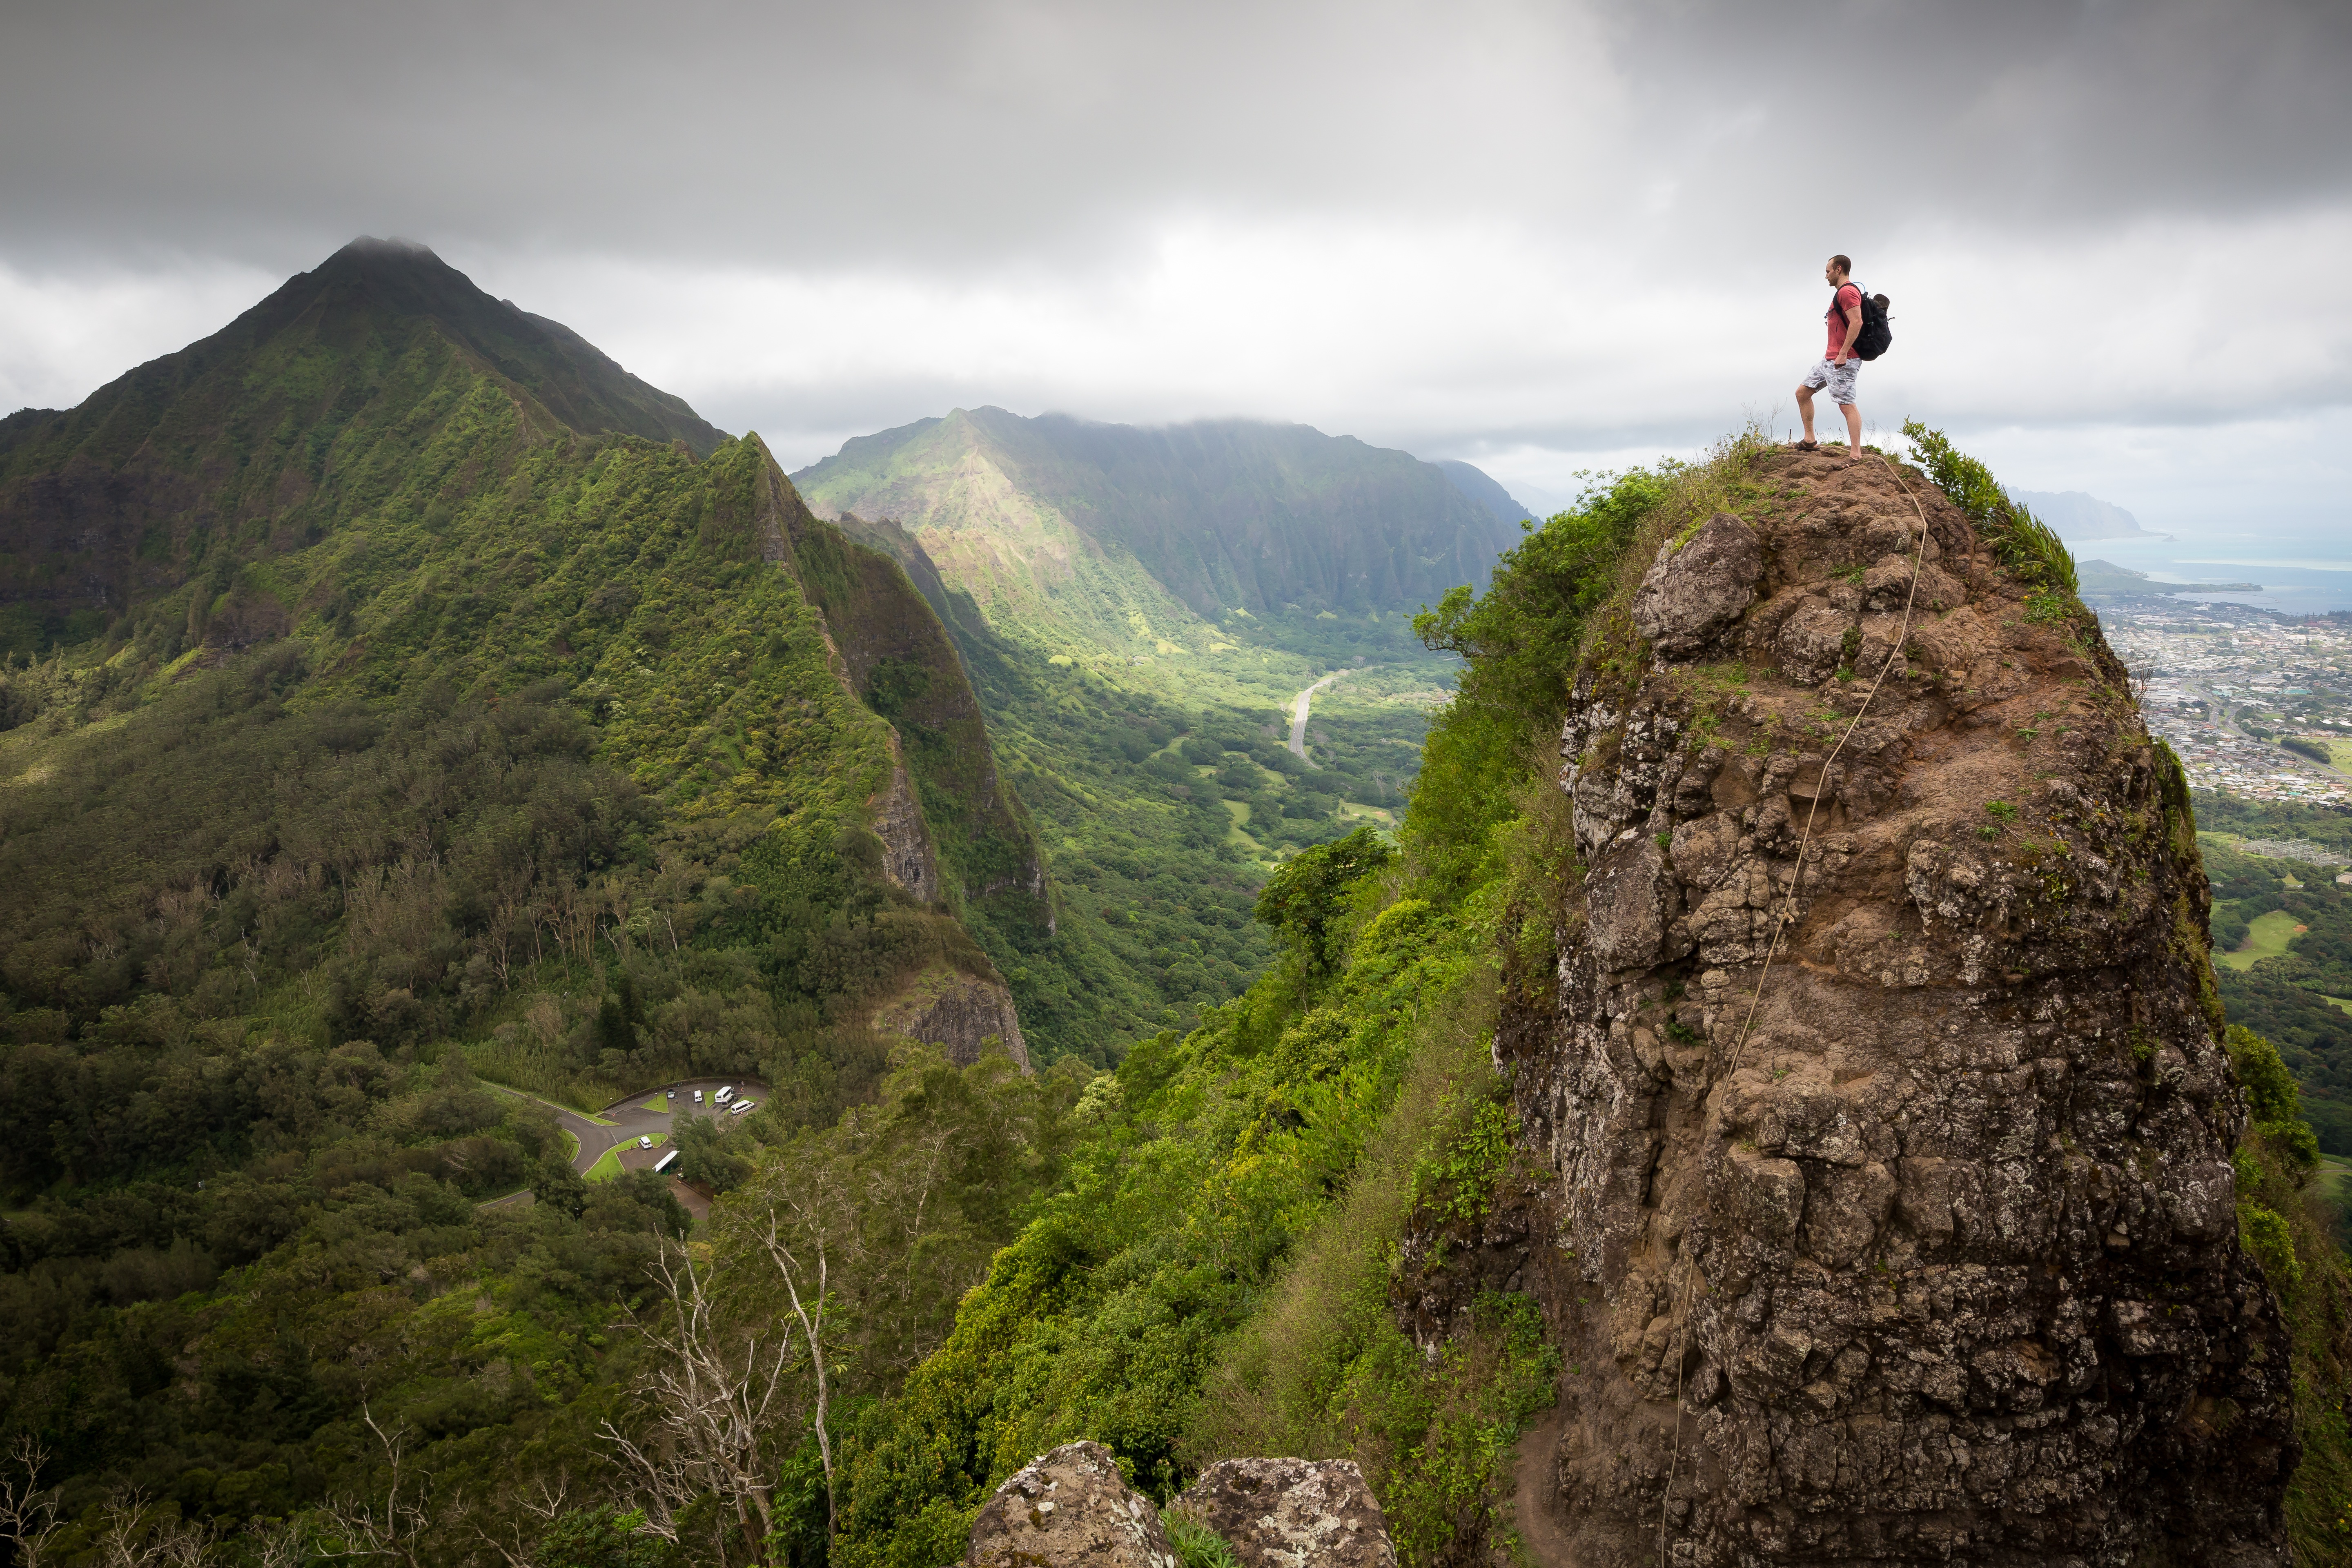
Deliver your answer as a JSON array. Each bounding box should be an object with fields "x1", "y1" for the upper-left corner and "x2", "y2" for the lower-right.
[
  {"x1": 1795, "y1": 384, "x2": 1817, "y2": 445},
  {"x1": 1839, "y1": 401, "x2": 1862, "y2": 459}
]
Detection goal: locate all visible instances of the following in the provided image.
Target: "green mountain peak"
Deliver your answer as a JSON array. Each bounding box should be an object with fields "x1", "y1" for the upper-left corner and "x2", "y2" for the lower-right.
[{"x1": 0, "y1": 237, "x2": 724, "y2": 653}]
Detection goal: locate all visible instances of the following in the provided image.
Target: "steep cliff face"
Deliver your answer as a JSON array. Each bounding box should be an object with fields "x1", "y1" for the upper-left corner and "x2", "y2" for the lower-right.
[
  {"x1": 748, "y1": 461, "x2": 1049, "y2": 929},
  {"x1": 871, "y1": 962, "x2": 1031, "y2": 1071},
  {"x1": 1508, "y1": 452, "x2": 2294, "y2": 1564}
]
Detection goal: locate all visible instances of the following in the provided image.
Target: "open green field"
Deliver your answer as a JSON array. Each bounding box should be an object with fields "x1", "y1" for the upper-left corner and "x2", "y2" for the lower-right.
[
  {"x1": 2219, "y1": 908, "x2": 2306, "y2": 971},
  {"x1": 2317, "y1": 1157, "x2": 2352, "y2": 1206}
]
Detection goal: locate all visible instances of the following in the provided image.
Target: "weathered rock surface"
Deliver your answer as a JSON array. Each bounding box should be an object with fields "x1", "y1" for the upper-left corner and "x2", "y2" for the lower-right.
[
  {"x1": 1503, "y1": 451, "x2": 2293, "y2": 1565},
  {"x1": 968, "y1": 1440, "x2": 1176, "y2": 1568},
  {"x1": 871, "y1": 961, "x2": 1031, "y2": 1070},
  {"x1": 1174, "y1": 1458, "x2": 1398, "y2": 1568},
  {"x1": 1630, "y1": 510, "x2": 1764, "y2": 659},
  {"x1": 868, "y1": 749, "x2": 943, "y2": 902}
]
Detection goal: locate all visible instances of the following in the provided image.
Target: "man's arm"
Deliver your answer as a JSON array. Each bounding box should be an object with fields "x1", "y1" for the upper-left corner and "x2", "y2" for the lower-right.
[{"x1": 1834, "y1": 293, "x2": 1862, "y2": 363}]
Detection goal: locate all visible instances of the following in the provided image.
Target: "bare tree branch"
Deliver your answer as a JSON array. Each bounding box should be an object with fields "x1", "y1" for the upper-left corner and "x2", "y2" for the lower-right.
[
  {"x1": 601, "y1": 1244, "x2": 795, "y2": 1564},
  {"x1": 313, "y1": 1405, "x2": 434, "y2": 1568},
  {"x1": 0, "y1": 1435, "x2": 61, "y2": 1568}
]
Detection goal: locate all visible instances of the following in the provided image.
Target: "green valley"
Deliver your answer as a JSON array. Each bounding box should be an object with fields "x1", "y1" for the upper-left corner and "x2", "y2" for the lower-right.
[
  {"x1": 0, "y1": 239, "x2": 1564, "y2": 1567},
  {"x1": 793, "y1": 407, "x2": 1539, "y2": 1044}
]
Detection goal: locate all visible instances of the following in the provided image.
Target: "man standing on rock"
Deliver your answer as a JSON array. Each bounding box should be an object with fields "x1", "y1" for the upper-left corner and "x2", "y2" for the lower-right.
[{"x1": 1795, "y1": 254, "x2": 1865, "y2": 459}]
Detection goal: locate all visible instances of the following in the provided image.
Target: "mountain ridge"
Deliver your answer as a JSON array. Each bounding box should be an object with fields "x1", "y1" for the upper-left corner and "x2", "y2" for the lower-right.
[
  {"x1": 793, "y1": 405, "x2": 1525, "y2": 657},
  {"x1": 0, "y1": 236, "x2": 726, "y2": 654}
]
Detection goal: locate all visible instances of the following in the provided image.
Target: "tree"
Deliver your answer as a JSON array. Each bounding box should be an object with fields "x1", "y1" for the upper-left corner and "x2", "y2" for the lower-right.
[
  {"x1": 670, "y1": 1113, "x2": 750, "y2": 1194},
  {"x1": 602, "y1": 1245, "x2": 797, "y2": 1565},
  {"x1": 755, "y1": 1183, "x2": 849, "y2": 1537},
  {"x1": 531, "y1": 1507, "x2": 672, "y2": 1568},
  {"x1": 534, "y1": 1150, "x2": 589, "y2": 1217},
  {"x1": 1253, "y1": 826, "x2": 1394, "y2": 977},
  {"x1": 314, "y1": 1406, "x2": 434, "y2": 1568},
  {"x1": 0, "y1": 1436, "x2": 60, "y2": 1568}
]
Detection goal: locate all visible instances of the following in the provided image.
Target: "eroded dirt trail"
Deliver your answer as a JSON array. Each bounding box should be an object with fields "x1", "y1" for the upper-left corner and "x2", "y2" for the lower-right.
[{"x1": 1513, "y1": 1401, "x2": 1575, "y2": 1567}]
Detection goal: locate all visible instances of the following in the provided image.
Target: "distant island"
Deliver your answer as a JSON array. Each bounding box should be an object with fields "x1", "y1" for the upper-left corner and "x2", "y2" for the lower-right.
[
  {"x1": 2010, "y1": 488, "x2": 2169, "y2": 540},
  {"x1": 2077, "y1": 557, "x2": 2263, "y2": 600}
]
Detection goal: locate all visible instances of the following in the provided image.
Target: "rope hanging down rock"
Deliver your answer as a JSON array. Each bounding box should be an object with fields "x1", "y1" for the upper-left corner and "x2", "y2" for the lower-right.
[{"x1": 1652, "y1": 453, "x2": 1936, "y2": 1567}]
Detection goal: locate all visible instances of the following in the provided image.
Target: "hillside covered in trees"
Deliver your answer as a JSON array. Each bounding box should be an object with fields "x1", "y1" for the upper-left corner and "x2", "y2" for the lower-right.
[{"x1": 3, "y1": 243, "x2": 2346, "y2": 1566}]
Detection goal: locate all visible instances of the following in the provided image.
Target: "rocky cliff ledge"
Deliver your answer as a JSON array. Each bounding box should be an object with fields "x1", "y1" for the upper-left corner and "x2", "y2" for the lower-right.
[
  {"x1": 871, "y1": 962, "x2": 1031, "y2": 1070},
  {"x1": 1507, "y1": 451, "x2": 2294, "y2": 1564}
]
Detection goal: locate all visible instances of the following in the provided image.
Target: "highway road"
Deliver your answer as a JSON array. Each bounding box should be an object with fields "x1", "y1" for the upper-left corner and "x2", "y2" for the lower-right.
[{"x1": 1288, "y1": 674, "x2": 1340, "y2": 759}]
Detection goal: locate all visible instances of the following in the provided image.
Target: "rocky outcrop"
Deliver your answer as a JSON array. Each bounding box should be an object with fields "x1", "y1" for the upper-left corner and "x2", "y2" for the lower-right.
[
  {"x1": 869, "y1": 749, "x2": 943, "y2": 903},
  {"x1": 1175, "y1": 1458, "x2": 1397, "y2": 1568},
  {"x1": 967, "y1": 1441, "x2": 1176, "y2": 1568},
  {"x1": 1630, "y1": 510, "x2": 1764, "y2": 659},
  {"x1": 871, "y1": 962, "x2": 1030, "y2": 1070},
  {"x1": 1505, "y1": 451, "x2": 2294, "y2": 1565}
]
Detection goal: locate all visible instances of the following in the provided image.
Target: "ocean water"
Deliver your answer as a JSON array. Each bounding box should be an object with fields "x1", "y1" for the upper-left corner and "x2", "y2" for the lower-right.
[{"x1": 2067, "y1": 532, "x2": 2352, "y2": 615}]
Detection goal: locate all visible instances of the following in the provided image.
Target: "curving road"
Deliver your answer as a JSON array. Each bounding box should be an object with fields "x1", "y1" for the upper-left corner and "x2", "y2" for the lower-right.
[
  {"x1": 487, "y1": 1077, "x2": 770, "y2": 1175},
  {"x1": 1288, "y1": 674, "x2": 1340, "y2": 760}
]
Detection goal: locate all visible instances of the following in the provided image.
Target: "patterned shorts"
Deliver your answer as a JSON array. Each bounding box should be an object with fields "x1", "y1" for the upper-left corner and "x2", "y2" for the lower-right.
[{"x1": 1802, "y1": 357, "x2": 1861, "y2": 405}]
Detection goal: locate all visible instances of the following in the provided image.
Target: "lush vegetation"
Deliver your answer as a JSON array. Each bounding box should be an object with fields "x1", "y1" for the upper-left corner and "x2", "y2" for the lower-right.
[
  {"x1": 835, "y1": 516, "x2": 1440, "y2": 1052},
  {"x1": 784, "y1": 445, "x2": 1786, "y2": 1566},
  {"x1": 1900, "y1": 419, "x2": 2078, "y2": 595},
  {"x1": 8, "y1": 266, "x2": 2349, "y2": 1568},
  {"x1": 2192, "y1": 801, "x2": 2352, "y2": 1155}
]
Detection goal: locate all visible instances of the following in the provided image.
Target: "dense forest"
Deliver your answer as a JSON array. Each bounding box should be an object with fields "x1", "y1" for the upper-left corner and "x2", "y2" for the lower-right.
[
  {"x1": 4, "y1": 241, "x2": 2347, "y2": 1566},
  {"x1": 2194, "y1": 797, "x2": 2352, "y2": 1154}
]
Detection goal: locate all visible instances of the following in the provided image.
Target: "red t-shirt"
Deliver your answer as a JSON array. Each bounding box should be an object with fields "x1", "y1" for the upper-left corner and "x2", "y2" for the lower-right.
[{"x1": 1825, "y1": 283, "x2": 1862, "y2": 359}]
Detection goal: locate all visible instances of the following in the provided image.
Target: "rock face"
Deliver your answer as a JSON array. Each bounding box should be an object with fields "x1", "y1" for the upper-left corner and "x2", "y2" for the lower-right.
[
  {"x1": 1174, "y1": 1458, "x2": 1397, "y2": 1568},
  {"x1": 1507, "y1": 451, "x2": 2294, "y2": 1565},
  {"x1": 967, "y1": 1440, "x2": 1177, "y2": 1568},
  {"x1": 871, "y1": 962, "x2": 1031, "y2": 1070},
  {"x1": 1630, "y1": 510, "x2": 1764, "y2": 659},
  {"x1": 868, "y1": 751, "x2": 944, "y2": 903}
]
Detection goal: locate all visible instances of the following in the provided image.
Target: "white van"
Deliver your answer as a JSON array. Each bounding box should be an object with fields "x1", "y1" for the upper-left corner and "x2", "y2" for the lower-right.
[
  {"x1": 638, "y1": 1136, "x2": 653, "y2": 1150},
  {"x1": 714, "y1": 1086, "x2": 734, "y2": 1106},
  {"x1": 730, "y1": 1100, "x2": 756, "y2": 1116}
]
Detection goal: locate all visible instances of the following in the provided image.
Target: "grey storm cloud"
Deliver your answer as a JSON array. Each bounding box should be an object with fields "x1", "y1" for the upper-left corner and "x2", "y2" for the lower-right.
[
  {"x1": 3, "y1": 0, "x2": 2349, "y2": 528},
  {"x1": 4, "y1": 0, "x2": 2346, "y2": 269}
]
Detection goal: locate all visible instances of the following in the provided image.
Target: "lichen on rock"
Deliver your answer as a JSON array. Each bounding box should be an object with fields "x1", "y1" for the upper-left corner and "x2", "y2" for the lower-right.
[
  {"x1": 1174, "y1": 1457, "x2": 1397, "y2": 1568},
  {"x1": 967, "y1": 1440, "x2": 1178, "y2": 1568},
  {"x1": 1506, "y1": 450, "x2": 2295, "y2": 1565}
]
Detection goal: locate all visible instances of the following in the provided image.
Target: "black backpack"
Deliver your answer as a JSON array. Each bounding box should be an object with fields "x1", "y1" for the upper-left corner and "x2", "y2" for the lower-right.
[{"x1": 1844, "y1": 284, "x2": 1893, "y2": 361}]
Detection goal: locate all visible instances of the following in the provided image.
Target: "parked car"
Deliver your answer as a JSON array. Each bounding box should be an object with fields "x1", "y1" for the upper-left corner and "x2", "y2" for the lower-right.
[
  {"x1": 730, "y1": 1100, "x2": 756, "y2": 1116},
  {"x1": 639, "y1": 1136, "x2": 653, "y2": 1150},
  {"x1": 693, "y1": 1089, "x2": 703, "y2": 1104}
]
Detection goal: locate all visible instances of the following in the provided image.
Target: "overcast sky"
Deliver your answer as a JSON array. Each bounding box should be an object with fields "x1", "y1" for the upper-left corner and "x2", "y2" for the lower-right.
[{"x1": 4, "y1": 0, "x2": 2348, "y2": 533}]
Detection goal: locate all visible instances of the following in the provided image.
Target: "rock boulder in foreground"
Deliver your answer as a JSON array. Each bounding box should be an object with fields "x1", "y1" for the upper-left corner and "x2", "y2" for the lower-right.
[
  {"x1": 1174, "y1": 1457, "x2": 1396, "y2": 1568},
  {"x1": 966, "y1": 1440, "x2": 1176, "y2": 1568}
]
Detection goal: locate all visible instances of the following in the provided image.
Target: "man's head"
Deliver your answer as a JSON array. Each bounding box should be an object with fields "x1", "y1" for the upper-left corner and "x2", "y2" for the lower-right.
[{"x1": 1824, "y1": 255, "x2": 1851, "y2": 285}]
